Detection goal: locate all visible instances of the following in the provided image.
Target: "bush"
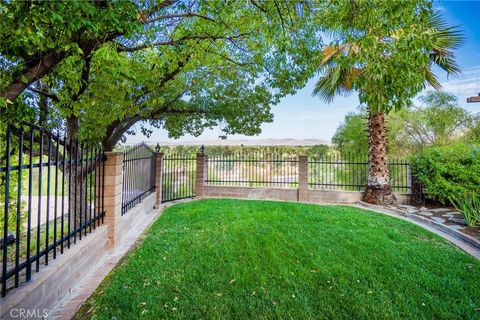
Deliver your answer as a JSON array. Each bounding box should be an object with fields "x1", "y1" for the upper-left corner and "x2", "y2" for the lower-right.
[
  {"x1": 449, "y1": 193, "x2": 480, "y2": 226},
  {"x1": 410, "y1": 144, "x2": 480, "y2": 204}
]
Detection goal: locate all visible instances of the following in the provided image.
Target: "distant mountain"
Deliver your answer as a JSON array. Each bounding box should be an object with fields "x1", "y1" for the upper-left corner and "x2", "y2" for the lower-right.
[{"x1": 152, "y1": 138, "x2": 330, "y2": 146}]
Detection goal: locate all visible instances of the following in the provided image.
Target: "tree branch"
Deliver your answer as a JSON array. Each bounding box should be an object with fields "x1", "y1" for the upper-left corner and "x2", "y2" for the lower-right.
[
  {"x1": 145, "y1": 12, "x2": 215, "y2": 24},
  {"x1": 250, "y1": 0, "x2": 268, "y2": 14},
  {"x1": 27, "y1": 87, "x2": 60, "y2": 102},
  {"x1": 133, "y1": 56, "x2": 190, "y2": 105},
  {"x1": 103, "y1": 91, "x2": 190, "y2": 150},
  {"x1": 144, "y1": 0, "x2": 178, "y2": 20},
  {"x1": 203, "y1": 48, "x2": 251, "y2": 67},
  {"x1": 117, "y1": 33, "x2": 250, "y2": 52},
  {"x1": 72, "y1": 55, "x2": 92, "y2": 102},
  {"x1": 1, "y1": 51, "x2": 66, "y2": 103}
]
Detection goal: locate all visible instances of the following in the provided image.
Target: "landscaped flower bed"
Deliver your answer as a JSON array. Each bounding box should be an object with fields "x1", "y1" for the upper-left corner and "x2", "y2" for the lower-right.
[{"x1": 75, "y1": 199, "x2": 480, "y2": 319}]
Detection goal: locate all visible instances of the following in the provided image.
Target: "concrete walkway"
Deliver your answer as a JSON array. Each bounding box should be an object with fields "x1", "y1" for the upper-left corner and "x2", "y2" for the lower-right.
[{"x1": 20, "y1": 196, "x2": 69, "y2": 226}]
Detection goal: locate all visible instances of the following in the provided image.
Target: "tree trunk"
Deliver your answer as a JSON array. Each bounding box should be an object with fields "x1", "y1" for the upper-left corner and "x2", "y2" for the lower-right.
[
  {"x1": 37, "y1": 82, "x2": 48, "y2": 126},
  {"x1": 362, "y1": 110, "x2": 396, "y2": 205},
  {"x1": 66, "y1": 116, "x2": 79, "y2": 141},
  {"x1": 65, "y1": 115, "x2": 89, "y2": 234}
]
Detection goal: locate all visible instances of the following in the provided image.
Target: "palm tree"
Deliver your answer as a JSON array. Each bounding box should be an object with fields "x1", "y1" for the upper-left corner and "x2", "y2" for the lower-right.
[{"x1": 313, "y1": 12, "x2": 463, "y2": 205}]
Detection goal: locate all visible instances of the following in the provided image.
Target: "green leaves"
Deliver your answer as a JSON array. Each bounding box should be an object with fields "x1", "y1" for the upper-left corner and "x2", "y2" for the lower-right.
[
  {"x1": 449, "y1": 193, "x2": 480, "y2": 227},
  {"x1": 411, "y1": 144, "x2": 480, "y2": 204},
  {"x1": 2, "y1": 0, "x2": 323, "y2": 147},
  {"x1": 313, "y1": 1, "x2": 462, "y2": 115}
]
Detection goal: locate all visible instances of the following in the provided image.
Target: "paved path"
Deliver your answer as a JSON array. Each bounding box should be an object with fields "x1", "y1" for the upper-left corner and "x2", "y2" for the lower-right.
[{"x1": 21, "y1": 196, "x2": 69, "y2": 226}]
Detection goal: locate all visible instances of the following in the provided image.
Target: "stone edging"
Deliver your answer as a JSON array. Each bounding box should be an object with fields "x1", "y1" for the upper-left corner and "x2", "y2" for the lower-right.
[{"x1": 355, "y1": 201, "x2": 480, "y2": 260}]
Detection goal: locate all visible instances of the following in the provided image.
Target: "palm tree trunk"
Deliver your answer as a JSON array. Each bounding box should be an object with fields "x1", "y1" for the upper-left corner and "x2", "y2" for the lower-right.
[{"x1": 363, "y1": 110, "x2": 396, "y2": 205}]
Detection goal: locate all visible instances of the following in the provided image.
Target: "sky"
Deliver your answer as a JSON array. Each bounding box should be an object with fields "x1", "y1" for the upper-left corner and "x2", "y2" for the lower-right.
[{"x1": 126, "y1": 0, "x2": 480, "y2": 145}]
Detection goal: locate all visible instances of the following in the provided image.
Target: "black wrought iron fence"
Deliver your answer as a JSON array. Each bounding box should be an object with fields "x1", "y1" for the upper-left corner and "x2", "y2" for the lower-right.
[
  {"x1": 161, "y1": 154, "x2": 196, "y2": 202},
  {"x1": 205, "y1": 153, "x2": 299, "y2": 188},
  {"x1": 121, "y1": 143, "x2": 156, "y2": 215},
  {"x1": 308, "y1": 154, "x2": 410, "y2": 192},
  {"x1": 411, "y1": 175, "x2": 426, "y2": 205},
  {"x1": 1, "y1": 123, "x2": 105, "y2": 297}
]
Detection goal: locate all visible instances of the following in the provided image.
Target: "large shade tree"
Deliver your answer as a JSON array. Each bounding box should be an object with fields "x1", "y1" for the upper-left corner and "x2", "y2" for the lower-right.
[
  {"x1": 0, "y1": 0, "x2": 322, "y2": 150},
  {"x1": 313, "y1": 1, "x2": 463, "y2": 204},
  {"x1": 0, "y1": 0, "x2": 326, "y2": 233}
]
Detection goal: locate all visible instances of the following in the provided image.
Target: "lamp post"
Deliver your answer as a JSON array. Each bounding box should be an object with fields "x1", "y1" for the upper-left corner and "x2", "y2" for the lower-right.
[{"x1": 467, "y1": 93, "x2": 480, "y2": 103}]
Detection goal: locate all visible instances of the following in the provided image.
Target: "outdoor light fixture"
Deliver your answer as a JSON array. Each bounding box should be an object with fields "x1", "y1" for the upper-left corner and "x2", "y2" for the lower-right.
[
  {"x1": 467, "y1": 93, "x2": 480, "y2": 103},
  {"x1": 200, "y1": 144, "x2": 205, "y2": 154},
  {"x1": 155, "y1": 143, "x2": 161, "y2": 153}
]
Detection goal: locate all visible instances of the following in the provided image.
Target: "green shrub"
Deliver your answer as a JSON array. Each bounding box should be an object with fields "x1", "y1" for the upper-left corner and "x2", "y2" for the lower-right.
[
  {"x1": 410, "y1": 144, "x2": 480, "y2": 204},
  {"x1": 449, "y1": 193, "x2": 480, "y2": 226}
]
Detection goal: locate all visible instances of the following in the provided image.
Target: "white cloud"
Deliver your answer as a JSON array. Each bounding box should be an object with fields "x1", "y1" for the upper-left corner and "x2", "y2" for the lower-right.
[
  {"x1": 437, "y1": 66, "x2": 480, "y2": 100},
  {"x1": 459, "y1": 66, "x2": 480, "y2": 76}
]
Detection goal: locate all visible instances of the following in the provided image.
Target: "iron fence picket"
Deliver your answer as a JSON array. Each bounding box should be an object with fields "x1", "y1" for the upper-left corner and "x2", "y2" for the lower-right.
[
  {"x1": 0, "y1": 123, "x2": 105, "y2": 297},
  {"x1": 121, "y1": 143, "x2": 156, "y2": 215},
  {"x1": 308, "y1": 154, "x2": 410, "y2": 192},
  {"x1": 205, "y1": 152, "x2": 298, "y2": 188},
  {"x1": 161, "y1": 154, "x2": 196, "y2": 202}
]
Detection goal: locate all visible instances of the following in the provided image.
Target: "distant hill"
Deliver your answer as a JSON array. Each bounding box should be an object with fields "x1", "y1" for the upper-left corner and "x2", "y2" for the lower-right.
[{"x1": 151, "y1": 138, "x2": 330, "y2": 146}]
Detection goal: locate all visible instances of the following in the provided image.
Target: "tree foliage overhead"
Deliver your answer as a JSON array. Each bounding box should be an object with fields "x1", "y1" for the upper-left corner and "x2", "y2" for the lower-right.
[
  {"x1": 313, "y1": 0, "x2": 463, "y2": 113},
  {"x1": 1, "y1": 0, "x2": 323, "y2": 149}
]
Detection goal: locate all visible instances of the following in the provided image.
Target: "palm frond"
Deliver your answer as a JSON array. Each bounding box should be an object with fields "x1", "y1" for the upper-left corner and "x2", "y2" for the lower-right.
[
  {"x1": 429, "y1": 12, "x2": 464, "y2": 49},
  {"x1": 313, "y1": 64, "x2": 355, "y2": 103},
  {"x1": 429, "y1": 50, "x2": 461, "y2": 76},
  {"x1": 424, "y1": 67, "x2": 442, "y2": 90},
  {"x1": 427, "y1": 11, "x2": 464, "y2": 77},
  {"x1": 319, "y1": 45, "x2": 343, "y2": 66}
]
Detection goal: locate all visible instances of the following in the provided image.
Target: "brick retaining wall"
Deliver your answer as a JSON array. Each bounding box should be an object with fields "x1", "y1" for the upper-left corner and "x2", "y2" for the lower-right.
[
  {"x1": 0, "y1": 152, "x2": 158, "y2": 320},
  {"x1": 203, "y1": 185, "x2": 411, "y2": 205}
]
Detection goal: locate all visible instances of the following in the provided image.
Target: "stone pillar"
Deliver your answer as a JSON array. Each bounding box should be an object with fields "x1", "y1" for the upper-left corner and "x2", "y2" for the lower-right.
[
  {"x1": 298, "y1": 156, "x2": 308, "y2": 202},
  {"x1": 154, "y1": 153, "x2": 164, "y2": 208},
  {"x1": 102, "y1": 152, "x2": 123, "y2": 248},
  {"x1": 195, "y1": 153, "x2": 205, "y2": 198}
]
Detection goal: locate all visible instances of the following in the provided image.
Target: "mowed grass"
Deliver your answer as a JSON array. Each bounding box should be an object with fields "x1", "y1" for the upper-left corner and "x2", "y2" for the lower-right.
[{"x1": 75, "y1": 199, "x2": 480, "y2": 320}]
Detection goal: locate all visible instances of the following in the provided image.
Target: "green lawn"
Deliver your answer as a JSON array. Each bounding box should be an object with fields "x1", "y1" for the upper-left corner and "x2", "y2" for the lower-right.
[{"x1": 75, "y1": 199, "x2": 480, "y2": 320}]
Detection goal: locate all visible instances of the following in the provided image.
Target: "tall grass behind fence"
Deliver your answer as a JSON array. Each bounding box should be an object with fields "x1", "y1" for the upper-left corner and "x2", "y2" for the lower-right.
[
  {"x1": 308, "y1": 153, "x2": 410, "y2": 192},
  {"x1": 1, "y1": 123, "x2": 105, "y2": 297},
  {"x1": 205, "y1": 153, "x2": 299, "y2": 188}
]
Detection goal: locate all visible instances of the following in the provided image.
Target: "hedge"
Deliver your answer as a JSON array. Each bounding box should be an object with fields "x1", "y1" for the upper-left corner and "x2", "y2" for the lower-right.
[{"x1": 410, "y1": 144, "x2": 480, "y2": 204}]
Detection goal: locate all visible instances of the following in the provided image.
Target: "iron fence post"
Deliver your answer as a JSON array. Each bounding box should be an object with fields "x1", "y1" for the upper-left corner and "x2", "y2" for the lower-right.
[{"x1": 155, "y1": 152, "x2": 164, "y2": 207}]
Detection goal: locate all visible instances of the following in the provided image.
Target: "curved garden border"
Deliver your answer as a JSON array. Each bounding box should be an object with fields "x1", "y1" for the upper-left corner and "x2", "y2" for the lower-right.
[{"x1": 355, "y1": 201, "x2": 480, "y2": 261}]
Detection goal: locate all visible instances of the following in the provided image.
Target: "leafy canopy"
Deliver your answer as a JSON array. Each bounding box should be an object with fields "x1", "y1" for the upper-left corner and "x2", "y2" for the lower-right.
[
  {"x1": 411, "y1": 143, "x2": 480, "y2": 204},
  {"x1": 1, "y1": 0, "x2": 323, "y2": 148},
  {"x1": 313, "y1": 0, "x2": 462, "y2": 114}
]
